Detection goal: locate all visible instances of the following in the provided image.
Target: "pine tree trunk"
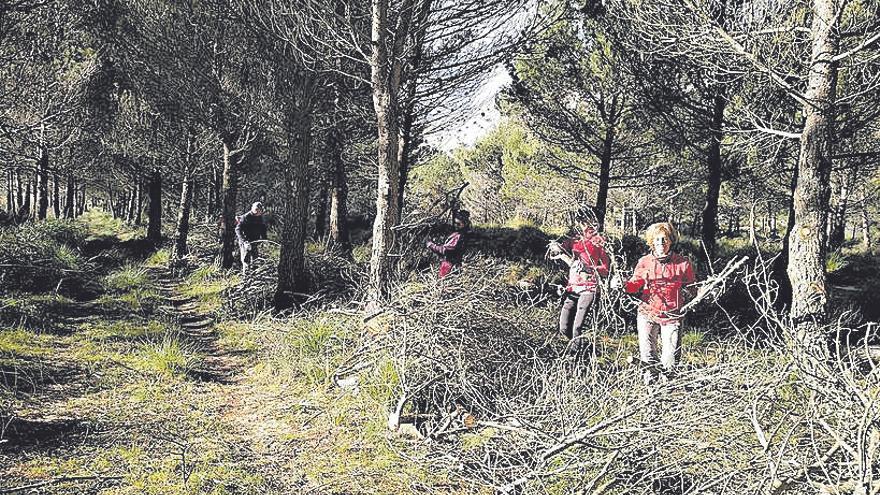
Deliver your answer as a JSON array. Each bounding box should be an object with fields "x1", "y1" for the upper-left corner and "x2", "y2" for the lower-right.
[
  {"x1": 314, "y1": 180, "x2": 328, "y2": 239},
  {"x1": 329, "y1": 129, "x2": 351, "y2": 255},
  {"x1": 595, "y1": 121, "x2": 615, "y2": 231},
  {"x1": 135, "y1": 180, "x2": 143, "y2": 225},
  {"x1": 52, "y1": 174, "x2": 60, "y2": 218},
  {"x1": 126, "y1": 185, "x2": 136, "y2": 223},
  {"x1": 787, "y1": 0, "x2": 839, "y2": 356},
  {"x1": 275, "y1": 112, "x2": 314, "y2": 310},
  {"x1": 6, "y1": 169, "x2": 15, "y2": 213},
  {"x1": 147, "y1": 169, "x2": 162, "y2": 243},
  {"x1": 77, "y1": 187, "x2": 85, "y2": 216},
  {"x1": 22, "y1": 177, "x2": 31, "y2": 221},
  {"x1": 367, "y1": 0, "x2": 415, "y2": 307},
  {"x1": 64, "y1": 175, "x2": 75, "y2": 218},
  {"x1": 172, "y1": 176, "x2": 194, "y2": 263},
  {"x1": 220, "y1": 138, "x2": 241, "y2": 269},
  {"x1": 37, "y1": 148, "x2": 49, "y2": 220},
  {"x1": 15, "y1": 169, "x2": 23, "y2": 213},
  {"x1": 828, "y1": 171, "x2": 851, "y2": 249},
  {"x1": 701, "y1": 91, "x2": 726, "y2": 257}
]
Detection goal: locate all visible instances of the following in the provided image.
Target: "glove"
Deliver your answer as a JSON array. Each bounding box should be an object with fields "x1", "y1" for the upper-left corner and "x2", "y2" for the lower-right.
[{"x1": 610, "y1": 274, "x2": 623, "y2": 290}]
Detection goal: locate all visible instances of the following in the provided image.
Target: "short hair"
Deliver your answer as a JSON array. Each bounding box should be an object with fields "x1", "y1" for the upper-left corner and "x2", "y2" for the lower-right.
[
  {"x1": 645, "y1": 222, "x2": 679, "y2": 247},
  {"x1": 251, "y1": 201, "x2": 264, "y2": 211}
]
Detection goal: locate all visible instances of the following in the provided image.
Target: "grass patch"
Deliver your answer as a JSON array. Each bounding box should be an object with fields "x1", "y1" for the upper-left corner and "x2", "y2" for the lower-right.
[
  {"x1": 179, "y1": 268, "x2": 239, "y2": 313},
  {"x1": 126, "y1": 334, "x2": 196, "y2": 378},
  {"x1": 78, "y1": 320, "x2": 165, "y2": 343},
  {"x1": 826, "y1": 249, "x2": 850, "y2": 274},
  {"x1": 97, "y1": 288, "x2": 160, "y2": 314},
  {"x1": 79, "y1": 210, "x2": 144, "y2": 241},
  {"x1": 104, "y1": 264, "x2": 150, "y2": 293},
  {"x1": 215, "y1": 321, "x2": 259, "y2": 354},
  {"x1": 144, "y1": 248, "x2": 170, "y2": 268},
  {"x1": 0, "y1": 328, "x2": 54, "y2": 358}
]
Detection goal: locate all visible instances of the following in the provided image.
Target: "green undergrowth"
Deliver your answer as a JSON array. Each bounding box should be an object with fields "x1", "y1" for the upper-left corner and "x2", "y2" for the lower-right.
[
  {"x1": 79, "y1": 210, "x2": 144, "y2": 241},
  {"x1": 179, "y1": 263, "x2": 240, "y2": 313},
  {"x1": 144, "y1": 248, "x2": 170, "y2": 268},
  {"x1": 236, "y1": 313, "x2": 452, "y2": 492}
]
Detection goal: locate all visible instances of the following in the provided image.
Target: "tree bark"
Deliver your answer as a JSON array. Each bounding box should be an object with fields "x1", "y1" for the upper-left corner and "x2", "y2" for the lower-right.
[
  {"x1": 275, "y1": 110, "x2": 314, "y2": 310},
  {"x1": 748, "y1": 202, "x2": 756, "y2": 245},
  {"x1": 52, "y1": 173, "x2": 60, "y2": 218},
  {"x1": 701, "y1": 90, "x2": 726, "y2": 257},
  {"x1": 314, "y1": 179, "x2": 328, "y2": 239},
  {"x1": 6, "y1": 169, "x2": 15, "y2": 213},
  {"x1": 828, "y1": 169, "x2": 852, "y2": 249},
  {"x1": 861, "y1": 203, "x2": 871, "y2": 253},
  {"x1": 125, "y1": 185, "x2": 136, "y2": 223},
  {"x1": 220, "y1": 137, "x2": 241, "y2": 269},
  {"x1": 15, "y1": 169, "x2": 23, "y2": 213},
  {"x1": 172, "y1": 175, "x2": 194, "y2": 264},
  {"x1": 36, "y1": 147, "x2": 49, "y2": 220},
  {"x1": 329, "y1": 129, "x2": 351, "y2": 255},
  {"x1": 595, "y1": 116, "x2": 615, "y2": 231},
  {"x1": 787, "y1": 0, "x2": 839, "y2": 355},
  {"x1": 147, "y1": 169, "x2": 162, "y2": 243},
  {"x1": 64, "y1": 175, "x2": 75, "y2": 218},
  {"x1": 135, "y1": 179, "x2": 143, "y2": 225},
  {"x1": 21, "y1": 176, "x2": 31, "y2": 221},
  {"x1": 367, "y1": 0, "x2": 417, "y2": 307}
]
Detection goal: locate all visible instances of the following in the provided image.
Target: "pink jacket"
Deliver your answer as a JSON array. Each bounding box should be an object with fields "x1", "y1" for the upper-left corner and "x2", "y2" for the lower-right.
[
  {"x1": 624, "y1": 253, "x2": 695, "y2": 323},
  {"x1": 563, "y1": 230, "x2": 610, "y2": 293}
]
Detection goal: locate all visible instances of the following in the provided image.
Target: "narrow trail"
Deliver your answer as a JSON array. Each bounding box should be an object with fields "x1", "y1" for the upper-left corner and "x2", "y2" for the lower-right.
[{"x1": 148, "y1": 267, "x2": 241, "y2": 383}]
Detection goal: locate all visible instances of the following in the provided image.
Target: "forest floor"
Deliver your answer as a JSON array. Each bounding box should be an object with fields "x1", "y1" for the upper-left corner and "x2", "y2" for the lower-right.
[
  {"x1": 1, "y1": 214, "x2": 878, "y2": 494},
  {"x1": 0, "y1": 216, "x2": 468, "y2": 495}
]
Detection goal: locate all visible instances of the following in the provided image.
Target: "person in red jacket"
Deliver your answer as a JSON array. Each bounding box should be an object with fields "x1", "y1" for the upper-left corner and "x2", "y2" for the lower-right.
[
  {"x1": 549, "y1": 217, "x2": 611, "y2": 352},
  {"x1": 426, "y1": 210, "x2": 470, "y2": 278},
  {"x1": 612, "y1": 222, "x2": 695, "y2": 384}
]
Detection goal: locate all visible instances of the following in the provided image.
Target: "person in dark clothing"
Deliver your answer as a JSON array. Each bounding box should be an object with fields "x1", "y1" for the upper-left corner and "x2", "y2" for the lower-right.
[
  {"x1": 236, "y1": 201, "x2": 267, "y2": 274},
  {"x1": 426, "y1": 210, "x2": 470, "y2": 278}
]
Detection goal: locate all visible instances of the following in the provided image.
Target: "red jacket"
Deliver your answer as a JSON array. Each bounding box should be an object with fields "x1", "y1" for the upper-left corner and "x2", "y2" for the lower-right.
[
  {"x1": 563, "y1": 230, "x2": 610, "y2": 293},
  {"x1": 624, "y1": 253, "x2": 695, "y2": 323}
]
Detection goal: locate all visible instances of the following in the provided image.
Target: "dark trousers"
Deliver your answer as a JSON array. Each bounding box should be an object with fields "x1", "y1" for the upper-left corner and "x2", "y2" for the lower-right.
[{"x1": 559, "y1": 291, "x2": 597, "y2": 344}]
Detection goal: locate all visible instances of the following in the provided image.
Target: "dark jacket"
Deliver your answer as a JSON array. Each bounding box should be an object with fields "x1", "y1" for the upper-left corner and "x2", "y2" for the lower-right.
[{"x1": 235, "y1": 212, "x2": 267, "y2": 243}]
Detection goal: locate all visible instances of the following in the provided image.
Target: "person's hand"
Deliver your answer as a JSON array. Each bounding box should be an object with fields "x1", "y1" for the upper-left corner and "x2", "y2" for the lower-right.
[
  {"x1": 610, "y1": 273, "x2": 623, "y2": 290},
  {"x1": 426, "y1": 240, "x2": 435, "y2": 250}
]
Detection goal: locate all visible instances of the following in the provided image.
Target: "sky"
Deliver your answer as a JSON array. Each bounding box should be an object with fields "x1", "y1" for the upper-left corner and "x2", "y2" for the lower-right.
[{"x1": 422, "y1": 62, "x2": 512, "y2": 153}]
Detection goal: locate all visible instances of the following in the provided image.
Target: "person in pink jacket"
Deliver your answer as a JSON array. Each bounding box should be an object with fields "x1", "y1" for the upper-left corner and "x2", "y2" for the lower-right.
[
  {"x1": 549, "y1": 218, "x2": 611, "y2": 353},
  {"x1": 612, "y1": 222, "x2": 695, "y2": 384},
  {"x1": 426, "y1": 210, "x2": 470, "y2": 278}
]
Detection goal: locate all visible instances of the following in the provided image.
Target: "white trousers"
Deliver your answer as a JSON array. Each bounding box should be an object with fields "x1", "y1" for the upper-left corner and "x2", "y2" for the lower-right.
[{"x1": 637, "y1": 313, "x2": 681, "y2": 375}]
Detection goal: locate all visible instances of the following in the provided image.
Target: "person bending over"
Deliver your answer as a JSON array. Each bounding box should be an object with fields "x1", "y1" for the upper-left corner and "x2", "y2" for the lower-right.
[
  {"x1": 426, "y1": 210, "x2": 470, "y2": 279},
  {"x1": 236, "y1": 201, "x2": 267, "y2": 274}
]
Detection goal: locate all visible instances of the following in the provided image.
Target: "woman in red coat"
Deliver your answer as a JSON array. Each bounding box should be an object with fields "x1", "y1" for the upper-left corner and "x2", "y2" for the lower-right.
[
  {"x1": 612, "y1": 222, "x2": 695, "y2": 384},
  {"x1": 549, "y1": 218, "x2": 611, "y2": 353}
]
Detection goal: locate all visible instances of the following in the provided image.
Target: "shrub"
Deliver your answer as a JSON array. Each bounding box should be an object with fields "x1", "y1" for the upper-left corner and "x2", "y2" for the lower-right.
[
  {"x1": 826, "y1": 250, "x2": 850, "y2": 274},
  {"x1": 0, "y1": 222, "x2": 95, "y2": 297}
]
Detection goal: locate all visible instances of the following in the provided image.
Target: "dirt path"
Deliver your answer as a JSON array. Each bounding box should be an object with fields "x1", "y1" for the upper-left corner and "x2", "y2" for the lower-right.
[{"x1": 150, "y1": 267, "x2": 241, "y2": 383}]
